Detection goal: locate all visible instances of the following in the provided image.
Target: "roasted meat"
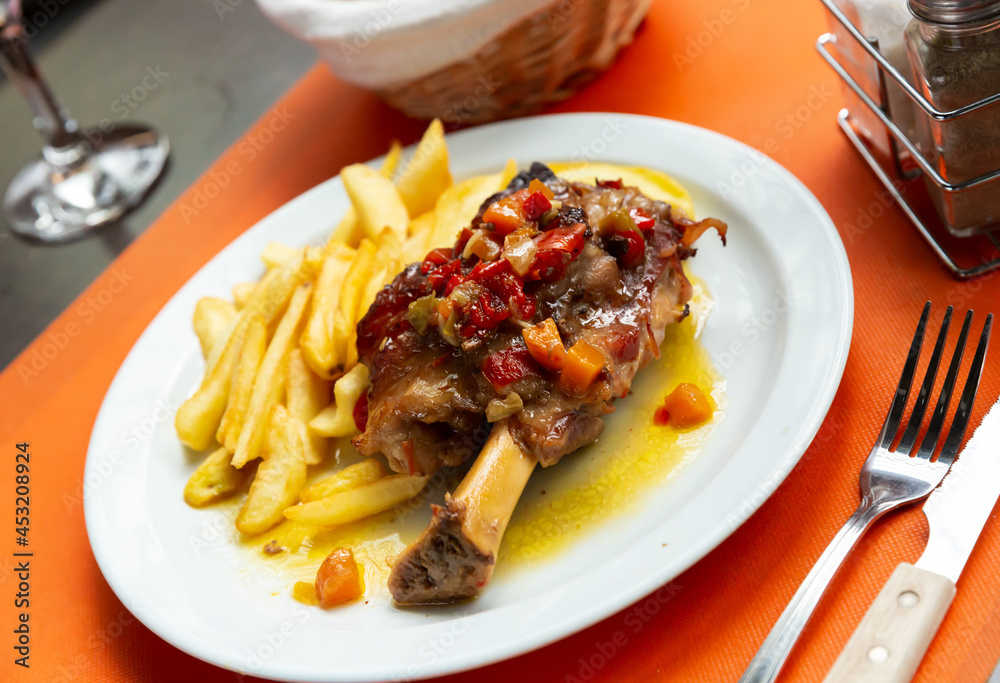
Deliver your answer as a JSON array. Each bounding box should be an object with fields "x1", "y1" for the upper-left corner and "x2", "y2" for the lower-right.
[
  {"x1": 360, "y1": 163, "x2": 726, "y2": 604},
  {"x1": 353, "y1": 163, "x2": 724, "y2": 475}
]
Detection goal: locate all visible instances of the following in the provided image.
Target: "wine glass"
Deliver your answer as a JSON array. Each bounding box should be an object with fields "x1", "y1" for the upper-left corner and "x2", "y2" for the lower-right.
[{"x1": 0, "y1": 0, "x2": 169, "y2": 242}]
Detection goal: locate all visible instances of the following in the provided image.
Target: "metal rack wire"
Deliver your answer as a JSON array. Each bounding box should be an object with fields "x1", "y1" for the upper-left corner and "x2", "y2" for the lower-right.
[{"x1": 817, "y1": 0, "x2": 1000, "y2": 278}]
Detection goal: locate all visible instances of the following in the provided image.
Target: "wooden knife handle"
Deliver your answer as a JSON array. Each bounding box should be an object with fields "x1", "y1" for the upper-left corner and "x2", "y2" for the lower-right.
[{"x1": 824, "y1": 563, "x2": 956, "y2": 683}]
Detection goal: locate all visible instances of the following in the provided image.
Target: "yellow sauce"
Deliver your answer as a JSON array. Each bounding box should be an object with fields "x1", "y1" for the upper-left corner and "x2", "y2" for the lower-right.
[
  {"x1": 498, "y1": 280, "x2": 725, "y2": 568},
  {"x1": 215, "y1": 279, "x2": 724, "y2": 603}
]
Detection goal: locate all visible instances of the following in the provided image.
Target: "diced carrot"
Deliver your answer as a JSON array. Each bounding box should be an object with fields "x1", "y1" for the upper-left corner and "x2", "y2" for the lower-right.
[
  {"x1": 528, "y1": 178, "x2": 555, "y2": 201},
  {"x1": 315, "y1": 548, "x2": 363, "y2": 608},
  {"x1": 659, "y1": 383, "x2": 714, "y2": 428},
  {"x1": 522, "y1": 318, "x2": 567, "y2": 371},
  {"x1": 558, "y1": 341, "x2": 605, "y2": 395}
]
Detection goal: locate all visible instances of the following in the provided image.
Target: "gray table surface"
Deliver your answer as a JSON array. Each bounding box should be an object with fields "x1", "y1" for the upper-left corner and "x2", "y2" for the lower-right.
[{"x1": 0, "y1": 0, "x2": 314, "y2": 370}]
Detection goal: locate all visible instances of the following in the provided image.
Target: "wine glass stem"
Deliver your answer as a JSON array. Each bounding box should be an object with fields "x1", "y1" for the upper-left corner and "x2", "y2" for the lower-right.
[{"x1": 0, "y1": 23, "x2": 80, "y2": 150}]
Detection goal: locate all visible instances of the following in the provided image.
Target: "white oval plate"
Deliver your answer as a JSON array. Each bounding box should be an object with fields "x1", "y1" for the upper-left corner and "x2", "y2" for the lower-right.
[{"x1": 85, "y1": 113, "x2": 852, "y2": 682}]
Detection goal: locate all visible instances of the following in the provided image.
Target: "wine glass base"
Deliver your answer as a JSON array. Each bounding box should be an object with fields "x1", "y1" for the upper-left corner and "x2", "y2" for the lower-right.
[{"x1": 3, "y1": 124, "x2": 170, "y2": 243}]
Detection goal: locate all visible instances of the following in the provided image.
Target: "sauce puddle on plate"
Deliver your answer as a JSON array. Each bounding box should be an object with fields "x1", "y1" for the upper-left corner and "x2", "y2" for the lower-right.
[{"x1": 214, "y1": 280, "x2": 724, "y2": 602}]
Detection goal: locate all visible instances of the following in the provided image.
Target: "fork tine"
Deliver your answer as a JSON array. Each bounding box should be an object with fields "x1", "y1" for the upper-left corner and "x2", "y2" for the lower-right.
[
  {"x1": 915, "y1": 310, "x2": 973, "y2": 459},
  {"x1": 897, "y1": 306, "x2": 953, "y2": 455},
  {"x1": 877, "y1": 302, "x2": 931, "y2": 450},
  {"x1": 935, "y1": 313, "x2": 992, "y2": 465}
]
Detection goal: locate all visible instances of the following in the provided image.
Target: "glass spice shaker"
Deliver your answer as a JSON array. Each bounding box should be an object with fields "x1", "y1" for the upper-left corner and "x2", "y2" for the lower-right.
[
  {"x1": 828, "y1": 0, "x2": 918, "y2": 157},
  {"x1": 855, "y1": 0, "x2": 919, "y2": 144},
  {"x1": 906, "y1": 0, "x2": 1000, "y2": 236}
]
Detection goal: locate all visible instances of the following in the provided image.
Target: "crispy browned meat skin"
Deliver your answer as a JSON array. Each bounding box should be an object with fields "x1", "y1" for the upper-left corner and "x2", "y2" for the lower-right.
[{"x1": 354, "y1": 163, "x2": 711, "y2": 474}]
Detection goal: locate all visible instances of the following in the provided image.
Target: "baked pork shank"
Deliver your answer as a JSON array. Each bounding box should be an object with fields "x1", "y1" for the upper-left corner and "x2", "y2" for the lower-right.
[{"x1": 352, "y1": 163, "x2": 726, "y2": 603}]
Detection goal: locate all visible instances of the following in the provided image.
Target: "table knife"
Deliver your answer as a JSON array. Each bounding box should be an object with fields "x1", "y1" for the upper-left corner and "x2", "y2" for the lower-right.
[{"x1": 825, "y1": 395, "x2": 1000, "y2": 683}]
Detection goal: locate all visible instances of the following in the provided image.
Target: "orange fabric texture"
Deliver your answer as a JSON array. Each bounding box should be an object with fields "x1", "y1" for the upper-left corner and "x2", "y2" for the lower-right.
[{"x1": 3, "y1": 1, "x2": 1000, "y2": 681}]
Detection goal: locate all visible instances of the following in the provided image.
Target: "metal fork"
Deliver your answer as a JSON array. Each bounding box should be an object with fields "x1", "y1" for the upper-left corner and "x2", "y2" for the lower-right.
[{"x1": 740, "y1": 302, "x2": 992, "y2": 683}]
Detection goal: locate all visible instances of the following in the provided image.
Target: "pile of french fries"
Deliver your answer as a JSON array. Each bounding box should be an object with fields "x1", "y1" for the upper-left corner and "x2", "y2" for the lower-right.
[{"x1": 177, "y1": 120, "x2": 517, "y2": 537}]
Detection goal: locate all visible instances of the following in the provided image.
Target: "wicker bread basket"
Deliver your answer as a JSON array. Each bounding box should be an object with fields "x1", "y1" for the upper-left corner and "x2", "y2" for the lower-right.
[{"x1": 257, "y1": 0, "x2": 653, "y2": 123}]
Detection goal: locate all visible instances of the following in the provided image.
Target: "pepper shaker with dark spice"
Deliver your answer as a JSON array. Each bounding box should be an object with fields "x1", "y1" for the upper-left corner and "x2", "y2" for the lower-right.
[{"x1": 906, "y1": 0, "x2": 1000, "y2": 236}]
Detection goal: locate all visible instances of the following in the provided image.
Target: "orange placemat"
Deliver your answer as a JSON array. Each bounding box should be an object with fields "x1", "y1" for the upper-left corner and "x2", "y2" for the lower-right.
[{"x1": 3, "y1": 1, "x2": 1000, "y2": 681}]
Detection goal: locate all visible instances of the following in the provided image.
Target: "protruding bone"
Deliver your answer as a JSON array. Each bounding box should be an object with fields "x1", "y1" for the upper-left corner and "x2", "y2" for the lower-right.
[{"x1": 388, "y1": 420, "x2": 536, "y2": 603}]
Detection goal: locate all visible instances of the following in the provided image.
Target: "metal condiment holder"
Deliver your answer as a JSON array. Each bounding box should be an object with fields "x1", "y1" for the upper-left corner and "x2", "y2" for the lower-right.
[{"x1": 817, "y1": 0, "x2": 1000, "y2": 278}]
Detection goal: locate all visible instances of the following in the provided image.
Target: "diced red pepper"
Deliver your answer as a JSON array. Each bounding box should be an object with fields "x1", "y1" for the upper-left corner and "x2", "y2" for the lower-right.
[
  {"x1": 421, "y1": 247, "x2": 453, "y2": 273},
  {"x1": 601, "y1": 211, "x2": 646, "y2": 268},
  {"x1": 653, "y1": 405, "x2": 671, "y2": 426},
  {"x1": 469, "y1": 291, "x2": 511, "y2": 330},
  {"x1": 616, "y1": 230, "x2": 646, "y2": 268},
  {"x1": 481, "y1": 345, "x2": 542, "y2": 390},
  {"x1": 597, "y1": 178, "x2": 623, "y2": 189},
  {"x1": 629, "y1": 207, "x2": 656, "y2": 232},
  {"x1": 536, "y1": 223, "x2": 586, "y2": 256},
  {"x1": 469, "y1": 257, "x2": 512, "y2": 283},
  {"x1": 426, "y1": 259, "x2": 462, "y2": 293},
  {"x1": 353, "y1": 391, "x2": 369, "y2": 432},
  {"x1": 444, "y1": 274, "x2": 465, "y2": 297},
  {"x1": 528, "y1": 223, "x2": 587, "y2": 281},
  {"x1": 523, "y1": 192, "x2": 552, "y2": 221},
  {"x1": 469, "y1": 258, "x2": 535, "y2": 321}
]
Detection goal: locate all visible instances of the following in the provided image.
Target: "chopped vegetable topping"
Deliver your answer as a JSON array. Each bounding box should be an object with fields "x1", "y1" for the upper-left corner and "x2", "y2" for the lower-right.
[
  {"x1": 601, "y1": 210, "x2": 646, "y2": 268},
  {"x1": 315, "y1": 548, "x2": 363, "y2": 608},
  {"x1": 483, "y1": 189, "x2": 530, "y2": 235},
  {"x1": 629, "y1": 207, "x2": 656, "y2": 232},
  {"x1": 486, "y1": 391, "x2": 524, "y2": 422},
  {"x1": 481, "y1": 345, "x2": 542, "y2": 391},
  {"x1": 558, "y1": 341, "x2": 605, "y2": 395},
  {"x1": 596, "y1": 178, "x2": 623, "y2": 189},
  {"x1": 522, "y1": 318, "x2": 567, "y2": 371},
  {"x1": 528, "y1": 178, "x2": 555, "y2": 200},
  {"x1": 523, "y1": 191, "x2": 552, "y2": 221},
  {"x1": 406, "y1": 294, "x2": 439, "y2": 333},
  {"x1": 655, "y1": 383, "x2": 714, "y2": 428},
  {"x1": 529, "y1": 223, "x2": 587, "y2": 281}
]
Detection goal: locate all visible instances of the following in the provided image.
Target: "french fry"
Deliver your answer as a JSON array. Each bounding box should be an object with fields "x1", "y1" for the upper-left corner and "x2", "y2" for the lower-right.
[
  {"x1": 395, "y1": 119, "x2": 452, "y2": 217},
  {"x1": 175, "y1": 328, "x2": 242, "y2": 451},
  {"x1": 428, "y1": 173, "x2": 501, "y2": 250},
  {"x1": 286, "y1": 348, "x2": 331, "y2": 466},
  {"x1": 260, "y1": 242, "x2": 300, "y2": 270},
  {"x1": 284, "y1": 474, "x2": 428, "y2": 526},
  {"x1": 217, "y1": 314, "x2": 267, "y2": 453},
  {"x1": 300, "y1": 244, "x2": 356, "y2": 378},
  {"x1": 232, "y1": 283, "x2": 313, "y2": 469},
  {"x1": 231, "y1": 283, "x2": 255, "y2": 309},
  {"x1": 333, "y1": 239, "x2": 377, "y2": 368},
  {"x1": 498, "y1": 158, "x2": 518, "y2": 189},
  {"x1": 184, "y1": 446, "x2": 250, "y2": 507},
  {"x1": 193, "y1": 297, "x2": 237, "y2": 359},
  {"x1": 299, "y1": 459, "x2": 386, "y2": 503},
  {"x1": 308, "y1": 364, "x2": 370, "y2": 438},
  {"x1": 326, "y1": 142, "x2": 403, "y2": 250},
  {"x1": 204, "y1": 316, "x2": 238, "y2": 379},
  {"x1": 361, "y1": 228, "x2": 401, "y2": 310},
  {"x1": 341, "y1": 164, "x2": 409, "y2": 241},
  {"x1": 236, "y1": 405, "x2": 308, "y2": 535}
]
